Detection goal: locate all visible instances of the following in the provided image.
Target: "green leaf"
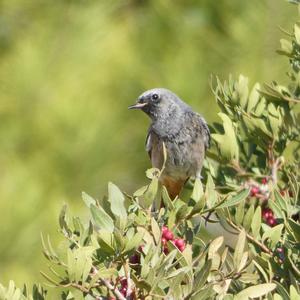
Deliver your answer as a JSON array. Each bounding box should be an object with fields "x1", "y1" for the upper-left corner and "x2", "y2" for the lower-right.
[
  {"x1": 236, "y1": 74, "x2": 249, "y2": 109},
  {"x1": 274, "y1": 189, "x2": 288, "y2": 212},
  {"x1": 123, "y1": 231, "x2": 144, "y2": 254},
  {"x1": 208, "y1": 236, "x2": 224, "y2": 258},
  {"x1": 162, "y1": 186, "x2": 175, "y2": 209},
  {"x1": 82, "y1": 192, "x2": 96, "y2": 208},
  {"x1": 247, "y1": 83, "x2": 260, "y2": 112},
  {"x1": 59, "y1": 204, "x2": 71, "y2": 235},
  {"x1": 217, "y1": 189, "x2": 250, "y2": 209},
  {"x1": 235, "y1": 200, "x2": 245, "y2": 224},
  {"x1": 274, "y1": 294, "x2": 283, "y2": 300},
  {"x1": 206, "y1": 174, "x2": 217, "y2": 208},
  {"x1": 243, "y1": 205, "x2": 254, "y2": 231},
  {"x1": 268, "y1": 200, "x2": 284, "y2": 219},
  {"x1": 193, "y1": 260, "x2": 212, "y2": 291},
  {"x1": 108, "y1": 182, "x2": 127, "y2": 219},
  {"x1": 191, "y1": 286, "x2": 215, "y2": 300},
  {"x1": 191, "y1": 178, "x2": 203, "y2": 202},
  {"x1": 211, "y1": 113, "x2": 239, "y2": 161},
  {"x1": 143, "y1": 177, "x2": 159, "y2": 207},
  {"x1": 235, "y1": 283, "x2": 276, "y2": 299},
  {"x1": 295, "y1": 24, "x2": 300, "y2": 44},
  {"x1": 287, "y1": 219, "x2": 300, "y2": 242},
  {"x1": 280, "y1": 39, "x2": 293, "y2": 53},
  {"x1": 97, "y1": 230, "x2": 115, "y2": 255},
  {"x1": 262, "y1": 224, "x2": 284, "y2": 248},
  {"x1": 90, "y1": 204, "x2": 114, "y2": 233},
  {"x1": 239, "y1": 273, "x2": 260, "y2": 284},
  {"x1": 133, "y1": 185, "x2": 148, "y2": 197},
  {"x1": 251, "y1": 206, "x2": 261, "y2": 238},
  {"x1": 237, "y1": 251, "x2": 249, "y2": 272},
  {"x1": 233, "y1": 230, "x2": 246, "y2": 269},
  {"x1": 151, "y1": 218, "x2": 161, "y2": 245},
  {"x1": 290, "y1": 285, "x2": 300, "y2": 300}
]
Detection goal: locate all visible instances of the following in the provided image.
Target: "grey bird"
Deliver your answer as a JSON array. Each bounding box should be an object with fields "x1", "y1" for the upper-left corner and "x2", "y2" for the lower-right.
[{"x1": 128, "y1": 88, "x2": 210, "y2": 199}]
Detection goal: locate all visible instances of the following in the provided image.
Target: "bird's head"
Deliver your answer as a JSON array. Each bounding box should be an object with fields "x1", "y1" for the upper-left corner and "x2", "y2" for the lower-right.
[{"x1": 128, "y1": 88, "x2": 189, "y2": 120}]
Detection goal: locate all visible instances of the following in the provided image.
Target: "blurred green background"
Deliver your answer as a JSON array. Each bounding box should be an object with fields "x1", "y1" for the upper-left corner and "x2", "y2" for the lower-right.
[{"x1": 0, "y1": 0, "x2": 297, "y2": 294}]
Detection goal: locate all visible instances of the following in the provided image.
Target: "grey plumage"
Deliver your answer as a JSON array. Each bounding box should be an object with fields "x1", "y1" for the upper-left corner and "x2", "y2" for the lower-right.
[
  {"x1": 129, "y1": 88, "x2": 240, "y2": 248},
  {"x1": 129, "y1": 88, "x2": 210, "y2": 197}
]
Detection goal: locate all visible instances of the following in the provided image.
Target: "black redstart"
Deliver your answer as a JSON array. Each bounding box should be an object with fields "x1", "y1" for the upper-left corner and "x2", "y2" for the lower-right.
[{"x1": 129, "y1": 88, "x2": 210, "y2": 199}]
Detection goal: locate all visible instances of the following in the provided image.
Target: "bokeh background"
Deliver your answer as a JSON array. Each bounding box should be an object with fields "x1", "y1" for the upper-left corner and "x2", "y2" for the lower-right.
[{"x1": 0, "y1": 0, "x2": 297, "y2": 295}]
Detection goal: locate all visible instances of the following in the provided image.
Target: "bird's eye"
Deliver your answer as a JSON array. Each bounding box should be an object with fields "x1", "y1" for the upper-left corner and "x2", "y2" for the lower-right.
[{"x1": 152, "y1": 93, "x2": 159, "y2": 100}]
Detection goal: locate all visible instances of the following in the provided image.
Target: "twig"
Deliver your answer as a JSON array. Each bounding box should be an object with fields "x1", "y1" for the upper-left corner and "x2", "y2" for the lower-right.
[
  {"x1": 100, "y1": 278, "x2": 126, "y2": 300},
  {"x1": 91, "y1": 266, "x2": 126, "y2": 300},
  {"x1": 226, "y1": 219, "x2": 273, "y2": 255}
]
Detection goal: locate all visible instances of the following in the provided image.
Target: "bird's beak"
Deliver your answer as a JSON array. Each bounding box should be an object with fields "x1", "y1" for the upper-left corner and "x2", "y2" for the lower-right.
[{"x1": 128, "y1": 102, "x2": 148, "y2": 109}]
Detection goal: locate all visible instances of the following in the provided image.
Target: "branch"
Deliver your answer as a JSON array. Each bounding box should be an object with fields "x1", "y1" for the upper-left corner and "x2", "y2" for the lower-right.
[
  {"x1": 226, "y1": 218, "x2": 273, "y2": 256},
  {"x1": 91, "y1": 267, "x2": 126, "y2": 300}
]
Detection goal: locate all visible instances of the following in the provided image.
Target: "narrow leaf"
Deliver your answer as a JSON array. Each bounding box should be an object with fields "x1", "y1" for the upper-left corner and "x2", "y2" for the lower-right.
[{"x1": 90, "y1": 204, "x2": 114, "y2": 233}]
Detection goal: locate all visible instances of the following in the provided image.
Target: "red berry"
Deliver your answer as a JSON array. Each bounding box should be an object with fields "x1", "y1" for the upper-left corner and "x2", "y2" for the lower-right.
[
  {"x1": 129, "y1": 254, "x2": 140, "y2": 264},
  {"x1": 262, "y1": 208, "x2": 273, "y2": 220},
  {"x1": 267, "y1": 217, "x2": 277, "y2": 227},
  {"x1": 162, "y1": 226, "x2": 168, "y2": 235},
  {"x1": 250, "y1": 186, "x2": 260, "y2": 196},
  {"x1": 173, "y1": 238, "x2": 186, "y2": 252},
  {"x1": 174, "y1": 238, "x2": 185, "y2": 248},
  {"x1": 262, "y1": 178, "x2": 268, "y2": 185},
  {"x1": 289, "y1": 190, "x2": 293, "y2": 197},
  {"x1": 280, "y1": 190, "x2": 285, "y2": 196},
  {"x1": 120, "y1": 277, "x2": 127, "y2": 287},
  {"x1": 161, "y1": 237, "x2": 167, "y2": 245},
  {"x1": 120, "y1": 286, "x2": 127, "y2": 296},
  {"x1": 164, "y1": 230, "x2": 174, "y2": 241},
  {"x1": 178, "y1": 245, "x2": 185, "y2": 252}
]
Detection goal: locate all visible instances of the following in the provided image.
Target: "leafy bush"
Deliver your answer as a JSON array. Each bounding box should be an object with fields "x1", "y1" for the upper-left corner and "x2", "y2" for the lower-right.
[{"x1": 1, "y1": 2, "x2": 300, "y2": 300}]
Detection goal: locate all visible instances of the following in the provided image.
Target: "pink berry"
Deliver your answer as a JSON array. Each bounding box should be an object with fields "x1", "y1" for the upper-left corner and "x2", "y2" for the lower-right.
[
  {"x1": 174, "y1": 238, "x2": 185, "y2": 248},
  {"x1": 262, "y1": 178, "x2": 268, "y2": 185},
  {"x1": 178, "y1": 245, "x2": 185, "y2": 252},
  {"x1": 267, "y1": 217, "x2": 277, "y2": 227},
  {"x1": 262, "y1": 208, "x2": 273, "y2": 220},
  {"x1": 164, "y1": 230, "x2": 174, "y2": 241},
  {"x1": 161, "y1": 237, "x2": 167, "y2": 245},
  {"x1": 162, "y1": 226, "x2": 168, "y2": 234},
  {"x1": 251, "y1": 186, "x2": 260, "y2": 196},
  {"x1": 277, "y1": 247, "x2": 284, "y2": 253}
]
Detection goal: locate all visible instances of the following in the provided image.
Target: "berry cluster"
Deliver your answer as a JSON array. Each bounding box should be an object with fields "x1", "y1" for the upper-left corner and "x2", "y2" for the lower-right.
[
  {"x1": 162, "y1": 226, "x2": 186, "y2": 254},
  {"x1": 262, "y1": 208, "x2": 277, "y2": 227},
  {"x1": 250, "y1": 178, "x2": 269, "y2": 198}
]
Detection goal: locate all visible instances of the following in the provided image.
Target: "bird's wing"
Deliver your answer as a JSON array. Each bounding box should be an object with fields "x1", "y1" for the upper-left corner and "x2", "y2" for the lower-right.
[
  {"x1": 145, "y1": 129, "x2": 153, "y2": 158},
  {"x1": 195, "y1": 113, "x2": 211, "y2": 149},
  {"x1": 145, "y1": 128, "x2": 164, "y2": 169}
]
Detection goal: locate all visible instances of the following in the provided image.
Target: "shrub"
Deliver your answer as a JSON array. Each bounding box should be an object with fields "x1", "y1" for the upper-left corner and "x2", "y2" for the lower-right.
[{"x1": 1, "y1": 1, "x2": 300, "y2": 299}]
